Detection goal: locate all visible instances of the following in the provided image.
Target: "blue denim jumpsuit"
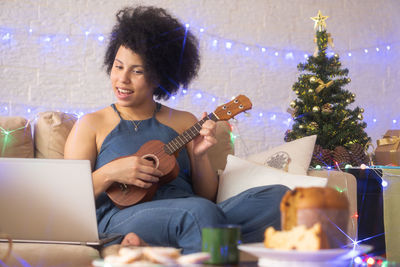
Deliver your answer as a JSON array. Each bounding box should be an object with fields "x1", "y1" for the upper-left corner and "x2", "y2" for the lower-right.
[{"x1": 95, "y1": 103, "x2": 289, "y2": 254}]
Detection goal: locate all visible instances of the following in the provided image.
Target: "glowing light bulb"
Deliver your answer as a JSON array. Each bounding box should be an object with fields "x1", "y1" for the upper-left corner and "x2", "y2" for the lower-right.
[
  {"x1": 44, "y1": 36, "x2": 51, "y2": 42},
  {"x1": 27, "y1": 108, "x2": 31, "y2": 113},
  {"x1": 196, "y1": 93, "x2": 202, "y2": 98},
  {"x1": 98, "y1": 35, "x2": 104, "y2": 41},
  {"x1": 182, "y1": 89, "x2": 187, "y2": 94},
  {"x1": 2, "y1": 33, "x2": 11, "y2": 40},
  {"x1": 348, "y1": 52, "x2": 352, "y2": 57},
  {"x1": 304, "y1": 54, "x2": 309, "y2": 59},
  {"x1": 364, "y1": 49, "x2": 368, "y2": 53},
  {"x1": 211, "y1": 97, "x2": 216, "y2": 102},
  {"x1": 65, "y1": 37, "x2": 70, "y2": 42},
  {"x1": 258, "y1": 112, "x2": 263, "y2": 117},
  {"x1": 315, "y1": 165, "x2": 322, "y2": 169},
  {"x1": 185, "y1": 23, "x2": 190, "y2": 28},
  {"x1": 199, "y1": 28, "x2": 204, "y2": 32},
  {"x1": 245, "y1": 46, "x2": 249, "y2": 51},
  {"x1": 85, "y1": 31, "x2": 90, "y2": 36},
  {"x1": 212, "y1": 40, "x2": 218, "y2": 47},
  {"x1": 274, "y1": 52, "x2": 279, "y2": 56},
  {"x1": 261, "y1": 47, "x2": 266, "y2": 52},
  {"x1": 366, "y1": 257, "x2": 375, "y2": 265},
  {"x1": 382, "y1": 180, "x2": 388, "y2": 187},
  {"x1": 285, "y1": 52, "x2": 293, "y2": 59},
  {"x1": 376, "y1": 47, "x2": 380, "y2": 52},
  {"x1": 360, "y1": 164, "x2": 367, "y2": 169},
  {"x1": 270, "y1": 114, "x2": 276, "y2": 120},
  {"x1": 345, "y1": 164, "x2": 352, "y2": 169},
  {"x1": 393, "y1": 119, "x2": 397, "y2": 124},
  {"x1": 354, "y1": 256, "x2": 363, "y2": 264},
  {"x1": 29, "y1": 28, "x2": 33, "y2": 33},
  {"x1": 386, "y1": 45, "x2": 391, "y2": 50},
  {"x1": 171, "y1": 96, "x2": 176, "y2": 100},
  {"x1": 225, "y1": 42, "x2": 232, "y2": 49},
  {"x1": 373, "y1": 118, "x2": 377, "y2": 123}
]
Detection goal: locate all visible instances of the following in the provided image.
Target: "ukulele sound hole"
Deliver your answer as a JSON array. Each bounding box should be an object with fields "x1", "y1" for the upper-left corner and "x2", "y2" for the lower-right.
[{"x1": 141, "y1": 154, "x2": 160, "y2": 169}]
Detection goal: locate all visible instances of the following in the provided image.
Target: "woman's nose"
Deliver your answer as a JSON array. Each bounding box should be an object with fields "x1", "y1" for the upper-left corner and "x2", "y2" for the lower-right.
[{"x1": 119, "y1": 70, "x2": 131, "y2": 83}]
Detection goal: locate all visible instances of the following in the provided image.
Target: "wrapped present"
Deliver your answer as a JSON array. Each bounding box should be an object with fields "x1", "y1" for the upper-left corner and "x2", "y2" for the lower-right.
[{"x1": 375, "y1": 130, "x2": 400, "y2": 166}]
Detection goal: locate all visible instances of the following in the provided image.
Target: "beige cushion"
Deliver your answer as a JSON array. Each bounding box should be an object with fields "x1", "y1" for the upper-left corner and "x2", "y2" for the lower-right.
[
  {"x1": 0, "y1": 116, "x2": 34, "y2": 158},
  {"x1": 207, "y1": 121, "x2": 234, "y2": 173},
  {"x1": 246, "y1": 135, "x2": 317, "y2": 175},
  {"x1": 217, "y1": 155, "x2": 327, "y2": 203},
  {"x1": 34, "y1": 111, "x2": 77, "y2": 158},
  {"x1": 308, "y1": 169, "x2": 358, "y2": 240}
]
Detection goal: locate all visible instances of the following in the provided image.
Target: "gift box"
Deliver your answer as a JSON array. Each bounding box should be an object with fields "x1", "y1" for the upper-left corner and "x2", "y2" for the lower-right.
[{"x1": 375, "y1": 129, "x2": 400, "y2": 166}]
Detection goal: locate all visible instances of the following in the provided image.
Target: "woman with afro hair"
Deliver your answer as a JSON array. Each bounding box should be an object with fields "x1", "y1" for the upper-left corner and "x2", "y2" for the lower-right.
[{"x1": 64, "y1": 6, "x2": 288, "y2": 254}]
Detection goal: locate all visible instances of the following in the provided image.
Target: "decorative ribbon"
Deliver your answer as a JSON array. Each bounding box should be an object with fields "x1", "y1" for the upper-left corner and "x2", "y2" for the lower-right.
[
  {"x1": 314, "y1": 78, "x2": 334, "y2": 93},
  {"x1": 377, "y1": 135, "x2": 400, "y2": 165},
  {"x1": 313, "y1": 33, "x2": 334, "y2": 57},
  {"x1": 364, "y1": 141, "x2": 375, "y2": 166}
]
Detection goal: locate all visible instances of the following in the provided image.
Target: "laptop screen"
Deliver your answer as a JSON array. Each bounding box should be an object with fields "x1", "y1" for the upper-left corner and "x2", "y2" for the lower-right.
[{"x1": 0, "y1": 158, "x2": 102, "y2": 244}]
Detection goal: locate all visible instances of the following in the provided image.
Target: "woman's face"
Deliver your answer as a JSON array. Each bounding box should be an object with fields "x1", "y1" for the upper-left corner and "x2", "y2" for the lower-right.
[{"x1": 110, "y1": 46, "x2": 156, "y2": 107}]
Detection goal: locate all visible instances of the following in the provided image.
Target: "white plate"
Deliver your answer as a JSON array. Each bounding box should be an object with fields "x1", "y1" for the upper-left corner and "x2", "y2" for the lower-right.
[{"x1": 238, "y1": 243, "x2": 372, "y2": 266}]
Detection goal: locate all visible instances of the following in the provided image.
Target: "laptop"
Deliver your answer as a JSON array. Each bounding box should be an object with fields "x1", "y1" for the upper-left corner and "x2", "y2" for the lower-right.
[{"x1": 0, "y1": 157, "x2": 122, "y2": 246}]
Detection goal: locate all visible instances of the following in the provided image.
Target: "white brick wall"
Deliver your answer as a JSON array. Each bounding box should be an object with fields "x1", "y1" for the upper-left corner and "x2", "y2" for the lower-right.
[{"x1": 1, "y1": 0, "x2": 399, "y2": 157}]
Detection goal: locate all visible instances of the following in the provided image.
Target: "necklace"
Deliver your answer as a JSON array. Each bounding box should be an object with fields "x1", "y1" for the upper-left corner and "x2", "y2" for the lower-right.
[{"x1": 131, "y1": 120, "x2": 142, "y2": 132}]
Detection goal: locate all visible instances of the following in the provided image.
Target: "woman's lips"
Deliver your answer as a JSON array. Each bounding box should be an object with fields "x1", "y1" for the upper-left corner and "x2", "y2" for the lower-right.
[{"x1": 116, "y1": 87, "x2": 134, "y2": 99}]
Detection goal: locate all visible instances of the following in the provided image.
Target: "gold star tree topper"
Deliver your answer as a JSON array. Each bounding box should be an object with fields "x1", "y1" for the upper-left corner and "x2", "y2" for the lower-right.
[{"x1": 311, "y1": 10, "x2": 329, "y2": 32}]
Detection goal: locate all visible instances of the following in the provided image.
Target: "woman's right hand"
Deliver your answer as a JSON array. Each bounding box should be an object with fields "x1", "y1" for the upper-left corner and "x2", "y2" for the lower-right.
[{"x1": 102, "y1": 155, "x2": 163, "y2": 189}]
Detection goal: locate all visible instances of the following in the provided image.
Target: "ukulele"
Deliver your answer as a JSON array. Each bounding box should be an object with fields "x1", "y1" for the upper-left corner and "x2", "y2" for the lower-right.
[{"x1": 106, "y1": 95, "x2": 252, "y2": 209}]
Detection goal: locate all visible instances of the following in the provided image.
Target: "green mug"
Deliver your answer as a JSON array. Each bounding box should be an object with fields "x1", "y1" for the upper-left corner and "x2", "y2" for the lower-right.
[{"x1": 201, "y1": 225, "x2": 241, "y2": 265}]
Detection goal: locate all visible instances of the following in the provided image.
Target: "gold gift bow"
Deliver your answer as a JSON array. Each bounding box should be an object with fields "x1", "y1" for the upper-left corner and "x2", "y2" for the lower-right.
[
  {"x1": 315, "y1": 78, "x2": 334, "y2": 93},
  {"x1": 0, "y1": 233, "x2": 12, "y2": 261},
  {"x1": 377, "y1": 135, "x2": 400, "y2": 165},
  {"x1": 313, "y1": 33, "x2": 334, "y2": 57},
  {"x1": 377, "y1": 135, "x2": 400, "y2": 151}
]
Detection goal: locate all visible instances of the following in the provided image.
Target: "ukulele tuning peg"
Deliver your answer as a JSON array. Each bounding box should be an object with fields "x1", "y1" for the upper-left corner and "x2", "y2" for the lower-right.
[{"x1": 244, "y1": 111, "x2": 251, "y2": 117}]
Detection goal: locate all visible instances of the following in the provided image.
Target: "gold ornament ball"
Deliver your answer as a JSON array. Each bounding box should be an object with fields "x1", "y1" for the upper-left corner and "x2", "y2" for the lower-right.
[
  {"x1": 299, "y1": 125, "x2": 304, "y2": 129},
  {"x1": 346, "y1": 99, "x2": 351, "y2": 104},
  {"x1": 312, "y1": 106, "x2": 320, "y2": 112},
  {"x1": 347, "y1": 78, "x2": 352, "y2": 82},
  {"x1": 290, "y1": 101, "x2": 296, "y2": 108},
  {"x1": 310, "y1": 76, "x2": 317, "y2": 83},
  {"x1": 295, "y1": 90, "x2": 299, "y2": 95},
  {"x1": 351, "y1": 93, "x2": 356, "y2": 98},
  {"x1": 358, "y1": 114, "x2": 364, "y2": 120},
  {"x1": 334, "y1": 54, "x2": 339, "y2": 58},
  {"x1": 308, "y1": 89, "x2": 314, "y2": 93},
  {"x1": 360, "y1": 108, "x2": 364, "y2": 113}
]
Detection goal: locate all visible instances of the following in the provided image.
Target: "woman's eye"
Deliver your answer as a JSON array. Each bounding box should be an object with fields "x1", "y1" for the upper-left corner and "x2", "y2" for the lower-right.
[
  {"x1": 132, "y1": 70, "x2": 144, "y2": 74},
  {"x1": 115, "y1": 65, "x2": 123, "y2": 69}
]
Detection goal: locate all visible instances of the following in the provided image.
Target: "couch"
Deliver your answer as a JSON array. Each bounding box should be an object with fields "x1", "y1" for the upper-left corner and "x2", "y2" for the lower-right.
[{"x1": 0, "y1": 111, "x2": 358, "y2": 266}]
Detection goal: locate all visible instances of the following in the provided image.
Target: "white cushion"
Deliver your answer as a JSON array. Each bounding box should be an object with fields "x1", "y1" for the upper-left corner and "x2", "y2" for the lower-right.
[
  {"x1": 217, "y1": 155, "x2": 327, "y2": 203},
  {"x1": 246, "y1": 135, "x2": 317, "y2": 175}
]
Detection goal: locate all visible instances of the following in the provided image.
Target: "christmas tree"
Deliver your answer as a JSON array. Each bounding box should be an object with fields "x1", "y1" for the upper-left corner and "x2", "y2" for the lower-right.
[{"x1": 285, "y1": 11, "x2": 371, "y2": 168}]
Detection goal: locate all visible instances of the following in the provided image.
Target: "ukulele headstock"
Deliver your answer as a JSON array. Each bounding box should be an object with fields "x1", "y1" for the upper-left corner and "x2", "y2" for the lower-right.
[{"x1": 213, "y1": 95, "x2": 252, "y2": 121}]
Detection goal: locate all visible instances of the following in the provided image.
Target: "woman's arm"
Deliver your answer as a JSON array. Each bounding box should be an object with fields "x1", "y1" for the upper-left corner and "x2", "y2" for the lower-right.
[
  {"x1": 64, "y1": 113, "x2": 112, "y2": 198},
  {"x1": 185, "y1": 112, "x2": 219, "y2": 201},
  {"x1": 64, "y1": 113, "x2": 163, "y2": 199}
]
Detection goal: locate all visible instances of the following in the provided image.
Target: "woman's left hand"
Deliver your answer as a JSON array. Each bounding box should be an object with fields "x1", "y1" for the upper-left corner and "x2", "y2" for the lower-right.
[{"x1": 192, "y1": 112, "x2": 218, "y2": 157}]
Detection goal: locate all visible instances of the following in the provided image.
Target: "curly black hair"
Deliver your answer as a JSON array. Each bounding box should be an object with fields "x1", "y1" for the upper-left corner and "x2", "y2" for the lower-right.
[{"x1": 104, "y1": 6, "x2": 200, "y2": 100}]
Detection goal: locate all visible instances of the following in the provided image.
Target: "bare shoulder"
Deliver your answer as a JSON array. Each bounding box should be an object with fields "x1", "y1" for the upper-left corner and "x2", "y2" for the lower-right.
[{"x1": 158, "y1": 105, "x2": 198, "y2": 134}]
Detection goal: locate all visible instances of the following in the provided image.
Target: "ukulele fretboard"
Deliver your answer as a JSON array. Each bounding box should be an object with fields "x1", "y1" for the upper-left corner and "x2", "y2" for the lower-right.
[{"x1": 164, "y1": 113, "x2": 219, "y2": 155}]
